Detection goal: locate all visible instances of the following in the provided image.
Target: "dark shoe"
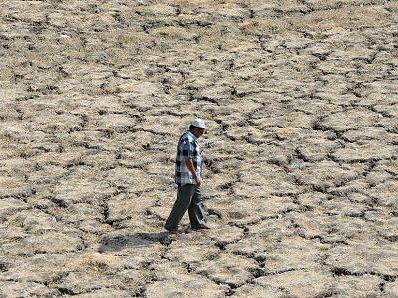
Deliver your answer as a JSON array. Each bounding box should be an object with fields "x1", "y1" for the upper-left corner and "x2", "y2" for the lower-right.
[
  {"x1": 165, "y1": 227, "x2": 179, "y2": 234},
  {"x1": 191, "y1": 224, "x2": 211, "y2": 230}
]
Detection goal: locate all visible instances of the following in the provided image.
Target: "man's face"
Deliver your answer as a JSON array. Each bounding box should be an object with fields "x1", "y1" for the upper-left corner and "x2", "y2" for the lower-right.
[{"x1": 194, "y1": 127, "x2": 205, "y2": 138}]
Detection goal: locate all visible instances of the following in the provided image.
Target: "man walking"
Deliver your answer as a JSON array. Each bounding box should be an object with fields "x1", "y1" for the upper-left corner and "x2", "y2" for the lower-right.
[{"x1": 164, "y1": 118, "x2": 210, "y2": 233}]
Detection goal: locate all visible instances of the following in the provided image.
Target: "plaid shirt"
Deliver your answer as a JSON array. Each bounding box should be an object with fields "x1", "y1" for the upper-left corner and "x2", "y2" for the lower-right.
[{"x1": 175, "y1": 130, "x2": 203, "y2": 186}]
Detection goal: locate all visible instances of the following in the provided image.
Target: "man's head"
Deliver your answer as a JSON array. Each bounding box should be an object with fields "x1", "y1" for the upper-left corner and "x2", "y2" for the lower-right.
[{"x1": 189, "y1": 118, "x2": 206, "y2": 138}]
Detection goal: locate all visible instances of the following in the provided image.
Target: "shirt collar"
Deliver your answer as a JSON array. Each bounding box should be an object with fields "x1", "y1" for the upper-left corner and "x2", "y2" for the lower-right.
[{"x1": 186, "y1": 130, "x2": 198, "y2": 141}]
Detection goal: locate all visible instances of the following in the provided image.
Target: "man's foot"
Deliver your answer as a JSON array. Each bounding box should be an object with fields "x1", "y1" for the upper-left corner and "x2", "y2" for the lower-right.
[
  {"x1": 165, "y1": 227, "x2": 179, "y2": 234},
  {"x1": 191, "y1": 224, "x2": 211, "y2": 230}
]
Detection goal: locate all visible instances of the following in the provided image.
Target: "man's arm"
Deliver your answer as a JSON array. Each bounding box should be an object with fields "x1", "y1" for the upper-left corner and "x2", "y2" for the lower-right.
[{"x1": 185, "y1": 159, "x2": 201, "y2": 187}]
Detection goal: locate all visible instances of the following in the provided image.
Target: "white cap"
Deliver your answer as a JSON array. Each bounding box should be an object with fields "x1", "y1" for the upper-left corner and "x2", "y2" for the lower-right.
[{"x1": 190, "y1": 118, "x2": 206, "y2": 129}]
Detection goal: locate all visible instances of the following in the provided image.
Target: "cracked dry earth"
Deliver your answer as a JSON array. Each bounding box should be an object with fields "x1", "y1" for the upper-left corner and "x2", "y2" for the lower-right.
[{"x1": 0, "y1": 0, "x2": 397, "y2": 297}]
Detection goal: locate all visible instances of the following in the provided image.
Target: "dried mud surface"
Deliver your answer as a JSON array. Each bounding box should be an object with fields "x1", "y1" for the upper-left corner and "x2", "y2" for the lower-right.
[{"x1": 1, "y1": 0, "x2": 397, "y2": 297}]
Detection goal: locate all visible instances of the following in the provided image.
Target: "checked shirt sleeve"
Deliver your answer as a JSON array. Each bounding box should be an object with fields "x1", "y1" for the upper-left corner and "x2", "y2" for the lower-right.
[{"x1": 180, "y1": 137, "x2": 193, "y2": 160}]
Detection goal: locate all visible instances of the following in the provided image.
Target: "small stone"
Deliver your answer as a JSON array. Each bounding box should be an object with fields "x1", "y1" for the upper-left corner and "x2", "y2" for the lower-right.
[
  {"x1": 27, "y1": 85, "x2": 38, "y2": 92},
  {"x1": 94, "y1": 5, "x2": 101, "y2": 13},
  {"x1": 205, "y1": 141, "x2": 215, "y2": 148}
]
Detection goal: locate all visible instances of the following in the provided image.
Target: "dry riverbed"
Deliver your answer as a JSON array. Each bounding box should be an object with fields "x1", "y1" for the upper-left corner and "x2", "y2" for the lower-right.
[{"x1": 0, "y1": 0, "x2": 397, "y2": 297}]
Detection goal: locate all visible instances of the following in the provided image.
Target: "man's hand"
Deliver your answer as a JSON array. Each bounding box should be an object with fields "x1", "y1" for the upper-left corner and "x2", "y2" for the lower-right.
[{"x1": 194, "y1": 176, "x2": 201, "y2": 187}]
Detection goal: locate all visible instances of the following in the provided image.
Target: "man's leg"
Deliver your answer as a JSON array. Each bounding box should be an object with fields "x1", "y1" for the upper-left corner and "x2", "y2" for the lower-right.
[
  {"x1": 165, "y1": 184, "x2": 195, "y2": 230},
  {"x1": 188, "y1": 186, "x2": 206, "y2": 228}
]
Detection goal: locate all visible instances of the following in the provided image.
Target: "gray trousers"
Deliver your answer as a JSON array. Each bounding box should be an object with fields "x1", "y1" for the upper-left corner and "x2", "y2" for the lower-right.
[{"x1": 165, "y1": 184, "x2": 206, "y2": 229}]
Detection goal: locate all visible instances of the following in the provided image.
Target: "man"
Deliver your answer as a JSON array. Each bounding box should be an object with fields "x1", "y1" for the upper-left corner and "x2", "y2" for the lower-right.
[{"x1": 164, "y1": 118, "x2": 210, "y2": 233}]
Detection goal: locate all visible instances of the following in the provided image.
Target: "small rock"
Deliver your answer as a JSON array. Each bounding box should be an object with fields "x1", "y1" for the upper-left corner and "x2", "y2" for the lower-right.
[
  {"x1": 0, "y1": 260, "x2": 9, "y2": 272},
  {"x1": 27, "y1": 85, "x2": 38, "y2": 92},
  {"x1": 94, "y1": 5, "x2": 101, "y2": 13},
  {"x1": 290, "y1": 162, "x2": 301, "y2": 169},
  {"x1": 205, "y1": 141, "x2": 215, "y2": 148},
  {"x1": 100, "y1": 82, "x2": 109, "y2": 90}
]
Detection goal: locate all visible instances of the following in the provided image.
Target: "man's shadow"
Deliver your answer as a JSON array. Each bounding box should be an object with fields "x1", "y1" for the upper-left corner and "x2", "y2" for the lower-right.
[{"x1": 98, "y1": 231, "x2": 171, "y2": 253}]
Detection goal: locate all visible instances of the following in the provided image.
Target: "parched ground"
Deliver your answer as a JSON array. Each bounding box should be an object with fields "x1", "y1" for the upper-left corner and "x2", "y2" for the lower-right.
[{"x1": 0, "y1": 0, "x2": 397, "y2": 297}]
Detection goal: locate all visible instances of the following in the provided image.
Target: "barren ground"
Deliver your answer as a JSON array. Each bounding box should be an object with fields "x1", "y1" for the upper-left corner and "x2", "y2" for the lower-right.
[{"x1": 0, "y1": 0, "x2": 397, "y2": 297}]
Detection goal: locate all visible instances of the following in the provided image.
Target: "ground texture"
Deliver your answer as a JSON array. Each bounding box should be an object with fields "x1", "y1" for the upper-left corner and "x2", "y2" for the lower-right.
[{"x1": 0, "y1": 0, "x2": 397, "y2": 297}]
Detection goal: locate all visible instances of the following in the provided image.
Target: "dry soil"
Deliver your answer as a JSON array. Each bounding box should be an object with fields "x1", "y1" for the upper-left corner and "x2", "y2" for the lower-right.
[{"x1": 0, "y1": 0, "x2": 397, "y2": 297}]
